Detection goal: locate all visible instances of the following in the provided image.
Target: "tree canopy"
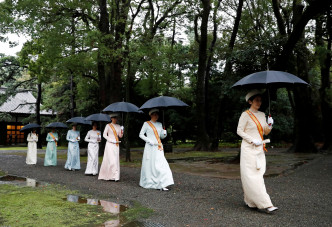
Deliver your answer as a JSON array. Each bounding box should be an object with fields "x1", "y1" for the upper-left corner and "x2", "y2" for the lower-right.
[{"x1": 1, "y1": 0, "x2": 331, "y2": 157}]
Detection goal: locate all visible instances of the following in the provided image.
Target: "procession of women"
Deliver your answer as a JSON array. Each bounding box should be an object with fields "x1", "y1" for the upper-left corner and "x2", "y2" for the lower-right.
[{"x1": 21, "y1": 89, "x2": 282, "y2": 214}]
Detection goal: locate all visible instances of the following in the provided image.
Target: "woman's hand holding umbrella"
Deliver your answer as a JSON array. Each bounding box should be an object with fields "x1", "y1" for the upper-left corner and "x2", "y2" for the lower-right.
[
  {"x1": 162, "y1": 129, "x2": 167, "y2": 137},
  {"x1": 267, "y1": 116, "x2": 274, "y2": 128}
]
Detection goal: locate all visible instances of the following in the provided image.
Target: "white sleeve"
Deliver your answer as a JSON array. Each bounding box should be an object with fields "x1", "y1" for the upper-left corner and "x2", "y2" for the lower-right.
[
  {"x1": 85, "y1": 131, "x2": 92, "y2": 143},
  {"x1": 139, "y1": 122, "x2": 150, "y2": 143},
  {"x1": 237, "y1": 112, "x2": 255, "y2": 144},
  {"x1": 27, "y1": 133, "x2": 34, "y2": 142}
]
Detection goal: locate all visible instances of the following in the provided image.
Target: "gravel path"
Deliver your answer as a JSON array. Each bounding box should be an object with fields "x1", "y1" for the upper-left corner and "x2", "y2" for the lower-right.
[{"x1": 0, "y1": 152, "x2": 331, "y2": 227}]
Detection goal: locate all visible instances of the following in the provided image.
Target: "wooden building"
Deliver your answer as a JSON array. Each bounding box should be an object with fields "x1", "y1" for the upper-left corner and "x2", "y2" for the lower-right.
[{"x1": 0, "y1": 87, "x2": 54, "y2": 145}]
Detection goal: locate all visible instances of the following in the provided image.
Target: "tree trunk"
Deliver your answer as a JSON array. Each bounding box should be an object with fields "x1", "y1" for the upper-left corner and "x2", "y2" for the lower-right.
[
  {"x1": 108, "y1": 0, "x2": 130, "y2": 103},
  {"x1": 70, "y1": 73, "x2": 76, "y2": 117},
  {"x1": 194, "y1": 0, "x2": 211, "y2": 151},
  {"x1": 317, "y1": 8, "x2": 332, "y2": 150},
  {"x1": 206, "y1": 0, "x2": 221, "y2": 151},
  {"x1": 273, "y1": 0, "x2": 332, "y2": 152},
  {"x1": 36, "y1": 82, "x2": 42, "y2": 149},
  {"x1": 272, "y1": 0, "x2": 286, "y2": 36},
  {"x1": 124, "y1": 50, "x2": 132, "y2": 162},
  {"x1": 211, "y1": 0, "x2": 244, "y2": 151},
  {"x1": 287, "y1": 2, "x2": 317, "y2": 153},
  {"x1": 97, "y1": 0, "x2": 110, "y2": 108}
]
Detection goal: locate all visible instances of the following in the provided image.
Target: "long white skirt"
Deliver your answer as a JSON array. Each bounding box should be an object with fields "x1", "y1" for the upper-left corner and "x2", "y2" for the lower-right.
[
  {"x1": 98, "y1": 142, "x2": 120, "y2": 180},
  {"x1": 85, "y1": 143, "x2": 99, "y2": 175},
  {"x1": 26, "y1": 142, "x2": 37, "y2": 165},
  {"x1": 139, "y1": 143, "x2": 174, "y2": 189},
  {"x1": 240, "y1": 141, "x2": 273, "y2": 209}
]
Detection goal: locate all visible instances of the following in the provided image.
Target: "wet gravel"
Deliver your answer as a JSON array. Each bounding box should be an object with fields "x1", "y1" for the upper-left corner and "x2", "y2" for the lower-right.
[{"x1": 0, "y1": 152, "x2": 331, "y2": 227}]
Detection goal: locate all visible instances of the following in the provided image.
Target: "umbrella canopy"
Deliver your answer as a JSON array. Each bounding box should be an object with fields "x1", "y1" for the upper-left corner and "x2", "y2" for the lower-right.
[
  {"x1": 140, "y1": 96, "x2": 189, "y2": 110},
  {"x1": 66, "y1": 117, "x2": 92, "y2": 125},
  {"x1": 85, "y1": 113, "x2": 110, "y2": 122},
  {"x1": 103, "y1": 101, "x2": 141, "y2": 113},
  {"x1": 46, "y1": 122, "x2": 68, "y2": 129},
  {"x1": 231, "y1": 70, "x2": 310, "y2": 115},
  {"x1": 231, "y1": 70, "x2": 309, "y2": 89},
  {"x1": 19, "y1": 123, "x2": 41, "y2": 132}
]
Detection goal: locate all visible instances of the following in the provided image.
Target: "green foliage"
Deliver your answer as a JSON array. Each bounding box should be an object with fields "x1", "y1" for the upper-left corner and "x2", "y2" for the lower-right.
[{"x1": 1, "y1": 0, "x2": 330, "y2": 148}]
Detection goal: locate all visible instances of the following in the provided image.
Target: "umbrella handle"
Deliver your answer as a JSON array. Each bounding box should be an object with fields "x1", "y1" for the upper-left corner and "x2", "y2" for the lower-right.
[
  {"x1": 163, "y1": 110, "x2": 165, "y2": 129},
  {"x1": 268, "y1": 88, "x2": 271, "y2": 116}
]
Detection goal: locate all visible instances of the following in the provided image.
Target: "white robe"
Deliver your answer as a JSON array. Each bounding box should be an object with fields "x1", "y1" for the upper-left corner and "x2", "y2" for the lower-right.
[
  {"x1": 26, "y1": 133, "x2": 38, "y2": 165},
  {"x1": 237, "y1": 110, "x2": 273, "y2": 209},
  {"x1": 139, "y1": 121, "x2": 174, "y2": 189},
  {"x1": 84, "y1": 130, "x2": 101, "y2": 175}
]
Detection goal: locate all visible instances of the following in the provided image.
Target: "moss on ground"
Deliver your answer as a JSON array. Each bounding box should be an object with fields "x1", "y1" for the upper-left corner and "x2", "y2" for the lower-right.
[
  {"x1": 0, "y1": 170, "x2": 7, "y2": 176},
  {"x1": 0, "y1": 184, "x2": 115, "y2": 226},
  {"x1": 122, "y1": 201, "x2": 154, "y2": 222}
]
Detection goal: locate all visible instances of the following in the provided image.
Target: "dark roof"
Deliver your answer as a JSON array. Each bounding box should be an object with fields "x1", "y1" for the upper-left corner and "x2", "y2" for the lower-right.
[{"x1": 0, "y1": 87, "x2": 54, "y2": 115}]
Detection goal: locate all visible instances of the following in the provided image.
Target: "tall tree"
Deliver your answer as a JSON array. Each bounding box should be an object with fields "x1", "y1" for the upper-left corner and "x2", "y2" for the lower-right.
[
  {"x1": 210, "y1": 0, "x2": 244, "y2": 151},
  {"x1": 316, "y1": 8, "x2": 332, "y2": 150},
  {"x1": 274, "y1": 0, "x2": 332, "y2": 152}
]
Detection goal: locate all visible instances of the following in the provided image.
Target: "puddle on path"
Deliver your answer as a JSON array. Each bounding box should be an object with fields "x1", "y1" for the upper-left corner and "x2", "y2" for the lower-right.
[
  {"x1": 63, "y1": 194, "x2": 128, "y2": 214},
  {"x1": 0, "y1": 175, "x2": 49, "y2": 187},
  {"x1": 63, "y1": 195, "x2": 163, "y2": 227},
  {"x1": 0, "y1": 175, "x2": 162, "y2": 227}
]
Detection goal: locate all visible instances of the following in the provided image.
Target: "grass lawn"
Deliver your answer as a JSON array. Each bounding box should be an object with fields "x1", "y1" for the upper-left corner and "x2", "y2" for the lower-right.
[{"x1": 0, "y1": 184, "x2": 116, "y2": 226}]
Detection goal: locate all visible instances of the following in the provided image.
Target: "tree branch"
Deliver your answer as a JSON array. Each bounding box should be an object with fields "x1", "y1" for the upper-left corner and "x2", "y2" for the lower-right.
[
  {"x1": 82, "y1": 73, "x2": 99, "y2": 83},
  {"x1": 151, "y1": 0, "x2": 182, "y2": 36},
  {"x1": 272, "y1": 0, "x2": 286, "y2": 35},
  {"x1": 275, "y1": 0, "x2": 332, "y2": 70},
  {"x1": 194, "y1": 14, "x2": 200, "y2": 44}
]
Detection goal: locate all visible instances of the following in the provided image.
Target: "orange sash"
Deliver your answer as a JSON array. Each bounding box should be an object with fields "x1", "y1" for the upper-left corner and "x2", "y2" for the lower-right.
[
  {"x1": 109, "y1": 124, "x2": 119, "y2": 146},
  {"x1": 246, "y1": 110, "x2": 267, "y2": 152},
  {"x1": 49, "y1": 133, "x2": 57, "y2": 147},
  {"x1": 146, "y1": 121, "x2": 163, "y2": 150}
]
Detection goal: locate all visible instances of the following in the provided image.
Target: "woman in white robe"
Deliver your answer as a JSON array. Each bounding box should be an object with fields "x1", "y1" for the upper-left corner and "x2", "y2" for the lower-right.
[
  {"x1": 26, "y1": 129, "x2": 38, "y2": 165},
  {"x1": 237, "y1": 90, "x2": 278, "y2": 213},
  {"x1": 98, "y1": 113, "x2": 123, "y2": 181},
  {"x1": 139, "y1": 108, "x2": 174, "y2": 191},
  {"x1": 84, "y1": 122, "x2": 101, "y2": 175}
]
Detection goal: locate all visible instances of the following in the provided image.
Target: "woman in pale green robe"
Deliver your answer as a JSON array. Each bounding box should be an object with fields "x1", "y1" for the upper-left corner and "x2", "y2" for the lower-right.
[{"x1": 44, "y1": 129, "x2": 58, "y2": 166}]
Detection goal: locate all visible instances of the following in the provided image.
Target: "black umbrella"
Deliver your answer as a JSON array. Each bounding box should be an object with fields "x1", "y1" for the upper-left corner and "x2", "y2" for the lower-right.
[
  {"x1": 140, "y1": 96, "x2": 189, "y2": 110},
  {"x1": 140, "y1": 96, "x2": 189, "y2": 127},
  {"x1": 231, "y1": 70, "x2": 309, "y2": 89},
  {"x1": 46, "y1": 122, "x2": 68, "y2": 129},
  {"x1": 232, "y1": 70, "x2": 309, "y2": 114},
  {"x1": 103, "y1": 101, "x2": 142, "y2": 126},
  {"x1": 85, "y1": 113, "x2": 110, "y2": 122},
  {"x1": 103, "y1": 101, "x2": 141, "y2": 113},
  {"x1": 66, "y1": 117, "x2": 92, "y2": 125},
  {"x1": 19, "y1": 123, "x2": 41, "y2": 132}
]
